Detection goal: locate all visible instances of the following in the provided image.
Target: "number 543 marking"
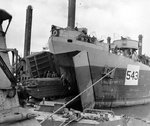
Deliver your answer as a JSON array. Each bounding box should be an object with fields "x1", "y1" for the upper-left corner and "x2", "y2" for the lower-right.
[{"x1": 126, "y1": 70, "x2": 138, "y2": 80}]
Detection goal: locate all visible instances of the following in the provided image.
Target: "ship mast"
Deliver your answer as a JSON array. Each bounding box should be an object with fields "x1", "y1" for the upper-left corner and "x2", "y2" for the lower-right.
[{"x1": 67, "y1": 0, "x2": 76, "y2": 29}]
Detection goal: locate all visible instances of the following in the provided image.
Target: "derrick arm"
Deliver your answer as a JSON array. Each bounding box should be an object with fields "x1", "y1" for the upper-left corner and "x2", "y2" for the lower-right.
[{"x1": 0, "y1": 54, "x2": 16, "y2": 87}]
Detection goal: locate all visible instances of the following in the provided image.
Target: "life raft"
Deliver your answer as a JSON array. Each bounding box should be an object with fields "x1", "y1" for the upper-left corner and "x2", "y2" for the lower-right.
[{"x1": 52, "y1": 29, "x2": 59, "y2": 36}]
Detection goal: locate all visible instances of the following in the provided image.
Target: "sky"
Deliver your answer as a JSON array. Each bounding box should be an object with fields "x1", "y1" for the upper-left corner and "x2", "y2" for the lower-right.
[{"x1": 1, "y1": 0, "x2": 150, "y2": 57}]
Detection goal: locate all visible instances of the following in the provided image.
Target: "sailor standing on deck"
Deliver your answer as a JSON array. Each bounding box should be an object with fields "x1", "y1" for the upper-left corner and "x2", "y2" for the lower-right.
[
  {"x1": 132, "y1": 51, "x2": 138, "y2": 61},
  {"x1": 61, "y1": 73, "x2": 71, "y2": 91}
]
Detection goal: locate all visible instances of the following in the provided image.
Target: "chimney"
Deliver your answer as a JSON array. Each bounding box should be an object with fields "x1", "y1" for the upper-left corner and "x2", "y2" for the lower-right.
[
  {"x1": 67, "y1": 0, "x2": 76, "y2": 29},
  {"x1": 138, "y1": 34, "x2": 143, "y2": 56},
  {"x1": 107, "y1": 37, "x2": 111, "y2": 52},
  {"x1": 24, "y1": 5, "x2": 33, "y2": 57}
]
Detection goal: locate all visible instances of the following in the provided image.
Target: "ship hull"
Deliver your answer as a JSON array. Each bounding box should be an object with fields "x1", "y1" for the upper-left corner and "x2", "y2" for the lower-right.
[
  {"x1": 49, "y1": 38, "x2": 150, "y2": 107},
  {"x1": 75, "y1": 65, "x2": 150, "y2": 108}
]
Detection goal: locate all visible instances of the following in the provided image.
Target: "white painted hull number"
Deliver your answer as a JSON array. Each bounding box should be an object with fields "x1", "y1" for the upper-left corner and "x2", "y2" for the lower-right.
[{"x1": 125, "y1": 65, "x2": 140, "y2": 85}]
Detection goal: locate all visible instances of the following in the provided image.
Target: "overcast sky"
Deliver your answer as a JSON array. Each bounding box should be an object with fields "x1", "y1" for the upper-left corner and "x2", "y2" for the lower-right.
[{"x1": 1, "y1": 0, "x2": 150, "y2": 56}]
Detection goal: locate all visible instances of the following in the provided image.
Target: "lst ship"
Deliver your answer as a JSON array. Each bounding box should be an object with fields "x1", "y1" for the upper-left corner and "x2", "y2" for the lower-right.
[{"x1": 48, "y1": 0, "x2": 150, "y2": 108}]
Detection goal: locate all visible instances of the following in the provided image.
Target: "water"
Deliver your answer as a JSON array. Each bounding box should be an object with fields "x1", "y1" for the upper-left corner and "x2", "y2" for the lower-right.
[{"x1": 112, "y1": 103, "x2": 150, "y2": 121}]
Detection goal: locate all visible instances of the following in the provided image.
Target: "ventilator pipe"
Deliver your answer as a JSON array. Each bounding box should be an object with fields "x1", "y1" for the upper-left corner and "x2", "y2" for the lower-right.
[
  {"x1": 107, "y1": 37, "x2": 111, "y2": 53},
  {"x1": 138, "y1": 34, "x2": 143, "y2": 56}
]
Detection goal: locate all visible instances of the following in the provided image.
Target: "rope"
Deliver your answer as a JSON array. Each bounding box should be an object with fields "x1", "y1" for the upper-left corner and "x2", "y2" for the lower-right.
[
  {"x1": 58, "y1": 121, "x2": 66, "y2": 126},
  {"x1": 58, "y1": 116, "x2": 83, "y2": 126},
  {"x1": 63, "y1": 118, "x2": 76, "y2": 126},
  {"x1": 40, "y1": 67, "x2": 116, "y2": 124}
]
